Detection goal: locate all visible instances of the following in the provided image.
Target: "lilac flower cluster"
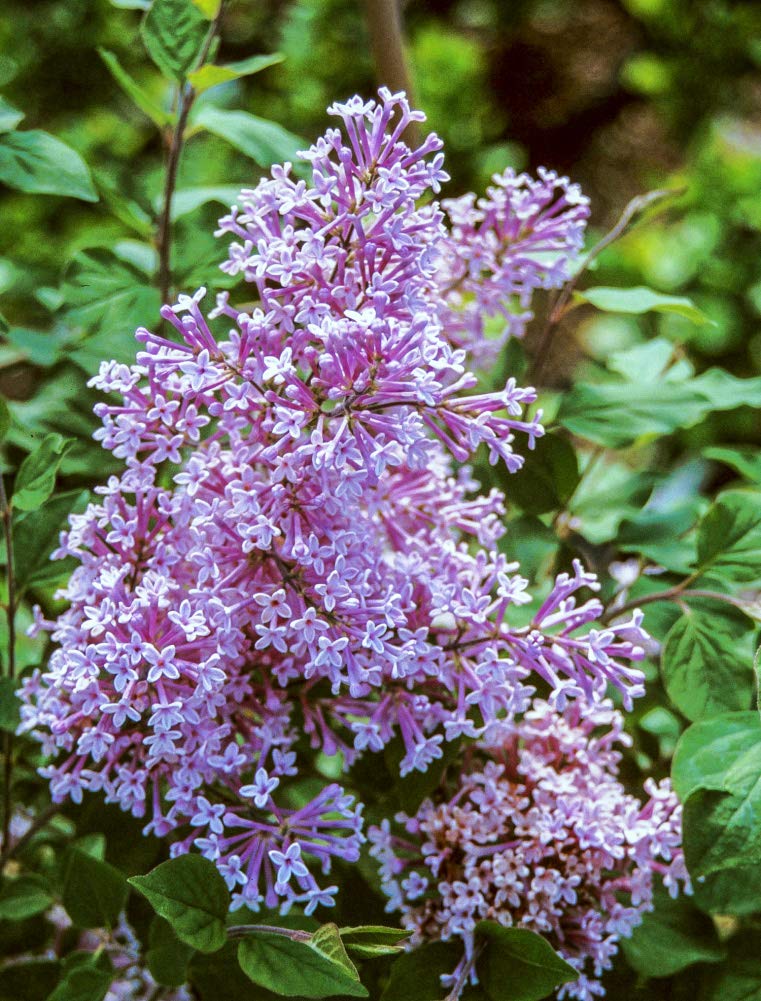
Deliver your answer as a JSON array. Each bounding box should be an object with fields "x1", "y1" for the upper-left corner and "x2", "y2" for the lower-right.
[
  {"x1": 19, "y1": 89, "x2": 647, "y2": 914},
  {"x1": 369, "y1": 700, "x2": 689, "y2": 1001}
]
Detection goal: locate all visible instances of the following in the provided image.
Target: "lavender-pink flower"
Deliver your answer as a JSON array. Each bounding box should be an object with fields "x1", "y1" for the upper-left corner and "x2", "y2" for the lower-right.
[{"x1": 19, "y1": 89, "x2": 646, "y2": 914}]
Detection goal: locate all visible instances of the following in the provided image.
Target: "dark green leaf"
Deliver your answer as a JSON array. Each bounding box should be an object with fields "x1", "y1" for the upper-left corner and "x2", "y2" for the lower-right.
[
  {"x1": 13, "y1": 433, "x2": 72, "y2": 512},
  {"x1": 146, "y1": 916, "x2": 195, "y2": 987},
  {"x1": 62, "y1": 846, "x2": 128, "y2": 929},
  {"x1": 193, "y1": 106, "x2": 302, "y2": 167},
  {"x1": 380, "y1": 941, "x2": 479, "y2": 1001},
  {"x1": 0, "y1": 131, "x2": 97, "y2": 201},
  {"x1": 46, "y1": 956, "x2": 113, "y2": 1001},
  {"x1": 190, "y1": 942, "x2": 279, "y2": 1000},
  {"x1": 696, "y1": 489, "x2": 761, "y2": 584},
  {"x1": 141, "y1": 0, "x2": 208, "y2": 80},
  {"x1": 0, "y1": 676, "x2": 20, "y2": 733},
  {"x1": 698, "y1": 931, "x2": 761, "y2": 1000},
  {"x1": 0, "y1": 399, "x2": 9, "y2": 443},
  {"x1": 683, "y1": 783, "x2": 761, "y2": 879},
  {"x1": 13, "y1": 489, "x2": 88, "y2": 594},
  {"x1": 620, "y1": 887, "x2": 725, "y2": 977},
  {"x1": 128, "y1": 854, "x2": 229, "y2": 953},
  {"x1": 98, "y1": 48, "x2": 171, "y2": 128},
  {"x1": 0, "y1": 961, "x2": 60, "y2": 1001},
  {"x1": 503, "y1": 433, "x2": 579, "y2": 514},
  {"x1": 237, "y1": 925, "x2": 368, "y2": 998},
  {"x1": 476, "y1": 922, "x2": 578, "y2": 1001},
  {"x1": 0, "y1": 875, "x2": 53, "y2": 920},
  {"x1": 661, "y1": 613, "x2": 754, "y2": 721}
]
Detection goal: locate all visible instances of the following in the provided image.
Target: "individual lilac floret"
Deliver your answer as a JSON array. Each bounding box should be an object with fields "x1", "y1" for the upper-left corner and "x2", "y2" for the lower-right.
[
  {"x1": 369, "y1": 700, "x2": 689, "y2": 1001},
  {"x1": 19, "y1": 89, "x2": 641, "y2": 914}
]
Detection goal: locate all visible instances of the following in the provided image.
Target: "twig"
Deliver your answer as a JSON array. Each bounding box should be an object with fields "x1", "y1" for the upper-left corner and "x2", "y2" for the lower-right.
[
  {"x1": 601, "y1": 581, "x2": 746, "y2": 626},
  {"x1": 156, "y1": 13, "x2": 223, "y2": 304},
  {"x1": 528, "y1": 186, "x2": 685, "y2": 385},
  {"x1": 0, "y1": 472, "x2": 15, "y2": 854}
]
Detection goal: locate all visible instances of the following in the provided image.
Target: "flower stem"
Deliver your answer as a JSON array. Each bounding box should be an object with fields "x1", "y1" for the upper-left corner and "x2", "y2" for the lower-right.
[
  {"x1": 227, "y1": 923, "x2": 313, "y2": 942},
  {"x1": 528, "y1": 186, "x2": 684, "y2": 385},
  {"x1": 156, "y1": 12, "x2": 223, "y2": 304},
  {"x1": 0, "y1": 471, "x2": 15, "y2": 853}
]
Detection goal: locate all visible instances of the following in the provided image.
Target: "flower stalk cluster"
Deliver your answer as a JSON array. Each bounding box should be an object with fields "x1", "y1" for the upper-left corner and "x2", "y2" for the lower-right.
[{"x1": 19, "y1": 89, "x2": 663, "y2": 947}]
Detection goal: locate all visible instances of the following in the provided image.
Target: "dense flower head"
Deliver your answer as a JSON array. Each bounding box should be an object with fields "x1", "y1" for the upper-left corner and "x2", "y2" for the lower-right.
[
  {"x1": 18, "y1": 89, "x2": 645, "y2": 913},
  {"x1": 368, "y1": 700, "x2": 689, "y2": 1001}
]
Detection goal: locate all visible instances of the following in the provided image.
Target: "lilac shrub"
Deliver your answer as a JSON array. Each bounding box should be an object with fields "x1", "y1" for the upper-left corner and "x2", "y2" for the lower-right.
[
  {"x1": 19, "y1": 90, "x2": 655, "y2": 924},
  {"x1": 369, "y1": 700, "x2": 689, "y2": 1001}
]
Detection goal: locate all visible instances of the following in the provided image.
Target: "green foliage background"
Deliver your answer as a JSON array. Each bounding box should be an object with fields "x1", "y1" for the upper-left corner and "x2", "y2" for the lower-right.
[{"x1": 2, "y1": 0, "x2": 761, "y2": 999}]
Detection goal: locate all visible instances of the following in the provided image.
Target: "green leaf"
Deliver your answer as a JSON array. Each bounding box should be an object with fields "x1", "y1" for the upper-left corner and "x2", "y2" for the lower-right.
[
  {"x1": 683, "y1": 775, "x2": 761, "y2": 879},
  {"x1": 661, "y1": 612, "x2": 754, "y2": 721},
  {"x1": 339, "y1": 925, "x2": 409, "y2": 959},
  {"x1": 0, "y1": 131, "x2": 97, "y2": 202},
  {"x1": 0, "y1": 97, "x2": 23, "y2": 133},
  {"x1": 704, "y1": 446, "x2": 761, "y2": 485},
  {"x1": 13, "y1": 489, "x2": 88, "y2": 594},
  {"x1": 62, "y1": 846, "x2": 128, "y2": 929},
  {"x1": 141, "y1": 0, "x2": 208, "y2": 81},
  {"x1": 558, "y1": 369, "x2": 761, "y2": 449},
  {"x1": 381, "y1": 941, "x2": 469, "y2": 1001},
  {"x1": 575, "y1": 285, "x2": 713, "y2": 325},
  {"x1": 0, "y1": 676, "x2": 20, "y2": 733},
  {"x1": 698, "y1": 931, "x2": 761, "y2": 1000},
  {"x1": 146, "y1": 916, "x2": 195, "y2": 987},
  {"x1": 502, "y1": 432, "x2": 579, "y2": 515},
  {"x1": 476, "y1": 922, "x2": 578, "y2": 1001},
  {"x1": 46, "y1": 955, "x2": 113, "y2": 1001},
  {"x1": 190, "y1": 942, "x2": 280, "y2": 1000},
  {"x1": 4, "y1": 328, "x2": 71, "y2": 368},
  {"x1": 0, "y1": 398, "x2": 9, "y2": 443},
  {"x1": 61, "y1": 246, "x2": 160, "y2": 366},
  {"x1": 192, "y1": 106, "x2": 302, "y2": 167},
  {"x1": 0, "y1": 875, "x2": 53, "y2": 920},
  {"x1": 128, "y1": 854, "x2": 229, "y2": 953},
  {"x1": 98, "y1": 49, "x2": 171, "y2": 128},
  {"x1": 620, "y1": 886, "x2": 725, "y2": 977},
  {"x1": 673, "y1": 712, "x2": 761, "y2": 802},
  {"x1": 13, "y1": 433, "x2": 72, "y2": 512},
  {"x1": 696, "y1": 490, "x2": 761, "y2": 584},
  {"x1": 188, "y1": 53, "x2": 284, "y2": 93},
  {"x1": 237, "y1": 925, "x2": 368, "y2": 998},
  {"x1": 169, "y1": 185, "x2": 242, "y2": 220},
  {"x1": 0, "y1": 961, "x2": 60, "y2": 1001}
]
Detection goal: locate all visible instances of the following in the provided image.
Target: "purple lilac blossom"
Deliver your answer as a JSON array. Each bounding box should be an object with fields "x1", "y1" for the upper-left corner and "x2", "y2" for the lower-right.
[
  {"x1": 369, "y1": 699, "x2": 689, "y2": 1001},
  {"x1": 19, "y1": 89, "x2": 647, "y2": 914}
]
